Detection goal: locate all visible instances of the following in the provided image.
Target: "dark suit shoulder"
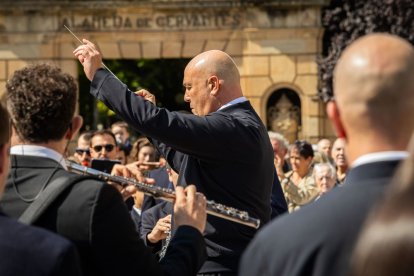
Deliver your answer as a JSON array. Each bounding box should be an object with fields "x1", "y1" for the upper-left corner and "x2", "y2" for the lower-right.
[
  {"x1": 0, "y1": 214, "x2": 81, "y2": 276},
  {"x1": 240, "y1": 163, "x2": 396, "y2": 276}
]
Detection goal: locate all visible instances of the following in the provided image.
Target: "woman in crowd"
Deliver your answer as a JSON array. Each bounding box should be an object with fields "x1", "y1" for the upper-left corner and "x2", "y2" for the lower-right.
[{"x1": 281, "y1": 140, "x2": 318, "y2": 212}]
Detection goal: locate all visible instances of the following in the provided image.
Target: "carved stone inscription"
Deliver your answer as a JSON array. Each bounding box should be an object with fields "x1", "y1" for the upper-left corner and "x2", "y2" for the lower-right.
[{"x1": 60, "y1": 12, "x2": 242, "y2": 31}]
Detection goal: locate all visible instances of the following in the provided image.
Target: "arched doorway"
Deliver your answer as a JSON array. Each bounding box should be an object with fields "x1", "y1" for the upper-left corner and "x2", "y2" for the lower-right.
[{"x1": 267, "y1": 88, "x2": 301, "y2": 143}]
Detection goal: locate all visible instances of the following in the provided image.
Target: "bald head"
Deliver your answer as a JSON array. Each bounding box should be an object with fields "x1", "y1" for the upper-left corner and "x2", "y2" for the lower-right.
[
  {"x1": 183, "y1": 50, "x2": 243, "y2": 116},
  {"x1": 186, "y1": 50, "x2": 241, "y2": 84},
  {"x1": 333, "y1": 34, "x2": 414, "y2": 150}
]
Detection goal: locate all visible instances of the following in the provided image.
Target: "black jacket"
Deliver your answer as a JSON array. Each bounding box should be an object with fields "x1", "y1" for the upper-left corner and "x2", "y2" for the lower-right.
[
  {"x1": 0, "y1": 209, "x2": 81, "y2": 276},
  {"x1": 90, "y1": 68, "x2": 287, "y2": 273},
  {"x1": 1, "y1": 155, "x2": 206, "y2": 276},
  {"x1": 240, "y1": 160, "x2": 402, "y2": 276}
]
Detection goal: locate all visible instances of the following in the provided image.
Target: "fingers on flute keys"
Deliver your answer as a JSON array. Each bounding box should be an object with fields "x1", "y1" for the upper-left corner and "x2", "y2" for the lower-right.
[{"x1": 174, "y1": 185, "x2": 207, "y2": 234}]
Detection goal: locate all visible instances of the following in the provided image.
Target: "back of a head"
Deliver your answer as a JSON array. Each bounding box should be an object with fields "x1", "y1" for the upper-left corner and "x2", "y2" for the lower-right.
[
  {"x1": 334, "y1": 34, "x2": 414, "y2": 146},
  {"x1": 6, "y1": 64, "x2": 77, "y2": 143}
]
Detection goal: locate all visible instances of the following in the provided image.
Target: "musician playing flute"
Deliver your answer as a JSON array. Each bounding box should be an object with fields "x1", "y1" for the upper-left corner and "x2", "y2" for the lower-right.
[
  {"x1": 74, "y1": 39, "x2": 288, "y2": 275},
  {"x1": 1, "y1": 64, "x2": 207, "y2": 276}
]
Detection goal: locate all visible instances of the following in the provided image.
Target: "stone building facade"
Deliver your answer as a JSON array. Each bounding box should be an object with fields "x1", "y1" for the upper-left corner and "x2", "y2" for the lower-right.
[{"x1": 0, "y1": 0, "x2": 334, "y2": 143}]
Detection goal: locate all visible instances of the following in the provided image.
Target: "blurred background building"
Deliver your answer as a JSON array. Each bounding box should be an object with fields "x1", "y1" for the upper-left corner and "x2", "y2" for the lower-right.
[{"x1": 0, "y1": 0, "x2": 332, "y2": 143}]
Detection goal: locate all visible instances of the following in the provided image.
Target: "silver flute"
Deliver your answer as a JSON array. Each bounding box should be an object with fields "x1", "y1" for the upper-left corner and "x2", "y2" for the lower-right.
[{"x1": 66, "y1": 161, "x2": 260, "y2": 229}]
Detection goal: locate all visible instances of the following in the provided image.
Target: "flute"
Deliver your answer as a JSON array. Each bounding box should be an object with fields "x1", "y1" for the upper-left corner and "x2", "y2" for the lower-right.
[{"x1": 66, "y1": 161, "x2": 261, "y2": 229}]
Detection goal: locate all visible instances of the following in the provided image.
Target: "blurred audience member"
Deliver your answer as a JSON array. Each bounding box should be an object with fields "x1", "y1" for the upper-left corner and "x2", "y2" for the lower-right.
[
  {"x1": 313, "y1": 163, "x2": 337, "y2": 201},
  {"x1": 73, "y1": 131, "x2": 93, "y2": 166},
  {"x1": 111, "y1": 121, "x2": 132, "y2": 155},
  {"x1": 117, "y1": 143, "x2": 129, "y2": 165},
  {"x1": 282, "y1": 140, "x2": 318, "y2": 212},
  {"x1": 129, "y1": 137, "x2": 157, "y2": 164},
  {"x1": 332, "y1": 137, "x2": 348, "y2": 185},
  {"x1": 317, "y1": 138, "x2": 332, "y2": 157},
  {"x1": 268, "y1": 131, "x2": 290, "y2": 180}
]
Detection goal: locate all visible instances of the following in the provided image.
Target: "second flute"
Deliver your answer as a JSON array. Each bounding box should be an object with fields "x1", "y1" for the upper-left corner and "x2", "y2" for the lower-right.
[{"x1": 67, "y1": 161, "x2": 261, "y2": 229}]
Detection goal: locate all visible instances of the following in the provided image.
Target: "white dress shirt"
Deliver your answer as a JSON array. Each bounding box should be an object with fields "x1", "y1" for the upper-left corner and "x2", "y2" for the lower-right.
[{"x1": 11, "y1": 145, "x2": 67, "y2": 170}]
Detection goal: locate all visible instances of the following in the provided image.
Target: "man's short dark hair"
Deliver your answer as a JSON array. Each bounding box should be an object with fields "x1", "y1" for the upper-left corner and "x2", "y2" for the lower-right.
[
  {"x1": 90, "y1": 129, "x2": 117, "y2": 146},
  {"x1": 6, "y1": 64, "x2": 77, "y2": 143}
]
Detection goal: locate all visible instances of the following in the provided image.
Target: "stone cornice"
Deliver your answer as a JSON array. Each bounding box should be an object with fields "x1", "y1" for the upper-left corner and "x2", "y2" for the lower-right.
[{"x1": 0, "y1": 0, "x2": 330, "y2": 11}]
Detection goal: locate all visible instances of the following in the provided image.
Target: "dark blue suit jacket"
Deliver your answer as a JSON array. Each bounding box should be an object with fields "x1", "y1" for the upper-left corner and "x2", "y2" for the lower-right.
[
  {"x1": 2, "y1": 155, "x2": 206, "y2": 276},
  {"x1": 0, "y1": 210, "x2": 81, "y2": 276},
  {"x1": 90, "y1": 68, "x2": 287, "y2": 273},
  {"x1": 142, "y1": 167, "x2": 172, "y2": 211},
  {"x1": 141, "y1": 201, "x2": 173, "y2": 256},
  {"x1": 240, "y1": 160, "x2": 401, "y2": 276}
]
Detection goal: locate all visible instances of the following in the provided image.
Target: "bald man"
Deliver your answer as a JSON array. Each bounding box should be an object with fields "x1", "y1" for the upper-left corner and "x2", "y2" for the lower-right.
[
  {"x1": 75, "y1": 41, "x2": 287, "y2": 274},
  {"x1": 240, "y1": 33, "x2": 414, "y2": 276},
  {"x1": 332, "y1": 137, "x2": 348, "y2": 184}
]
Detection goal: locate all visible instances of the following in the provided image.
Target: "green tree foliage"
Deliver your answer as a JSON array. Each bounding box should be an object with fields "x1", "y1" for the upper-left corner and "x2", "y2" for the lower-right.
[
  {"x1": 319, "y1": 0, "x2": 414, "y2": 101},
  {"x1": 78, "y1": 58, "x2": 190, "y2": 130}
]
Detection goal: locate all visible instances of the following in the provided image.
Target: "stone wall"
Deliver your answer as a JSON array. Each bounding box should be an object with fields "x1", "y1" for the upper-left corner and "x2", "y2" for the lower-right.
[{"x1": 0, "y1": 0, "x2": 334, "y2": 142}]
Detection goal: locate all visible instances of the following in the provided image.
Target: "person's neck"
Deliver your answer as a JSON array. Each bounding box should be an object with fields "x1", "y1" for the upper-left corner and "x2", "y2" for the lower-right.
[
  {"x1": 346, "y1": 132, "x2": 409, "y2": 164},
  {"x1": 337, "y1": 165, "x2": 348, "y2": 175},
  {"x1": 292, "y1": 170, "x2": 307, "y2": 184},
  {"x1": 11, "y1": 136, "x2": 67, "y2": 155}
]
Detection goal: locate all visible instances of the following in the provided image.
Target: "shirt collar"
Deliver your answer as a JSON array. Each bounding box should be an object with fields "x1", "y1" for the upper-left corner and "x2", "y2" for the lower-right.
[
  {"x1": 218, "y1": 97, "x2": 247, "y2": 111},
  {"x1": 10, "y1": 145, "x2": 67, "y2": 170},
  {"x1": 351, "y1": 151, "x2": 409, "y2": 168}
]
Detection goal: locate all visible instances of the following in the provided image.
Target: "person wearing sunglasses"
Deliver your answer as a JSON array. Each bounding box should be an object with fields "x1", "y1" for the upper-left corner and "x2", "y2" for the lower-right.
[
  {"x1": 73, "y1": 131, "x2": 93, "y2": 166},
  {"x1": 90, "y1": 130, "x2": 118, "y2": 160}
]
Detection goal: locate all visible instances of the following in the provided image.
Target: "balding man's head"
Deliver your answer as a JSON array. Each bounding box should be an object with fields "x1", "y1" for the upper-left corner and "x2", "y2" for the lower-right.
[
  {"x1": 187, "y1": 50, "x2": 240, "y2": 82},
  {"x1": 183, "y1": 50, "x2": 243, "y2": 116},
  {"x1": 333, "y1": 34, "x2": 414, "y2": 151}
]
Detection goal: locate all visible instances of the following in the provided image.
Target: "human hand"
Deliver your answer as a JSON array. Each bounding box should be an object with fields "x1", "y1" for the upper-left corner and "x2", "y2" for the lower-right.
[
  {"x1": 135, "y1": 89, "x2": 156, "y2": 105},
  {"x1": 173, "y1": 185, "x2": 206, "y2": 234},
  {"x1": 147, "y1": 214, "x2": 172, "y2": 244},
  {"x1": 73, "y1": 39, "x2": 103, "y2": 81},
  {"x1": 110, "y1": 163, "x2": 155, "y2": 200},
  {"x1": 274, "y1": 156, "x2": 285, "y2": 180}
]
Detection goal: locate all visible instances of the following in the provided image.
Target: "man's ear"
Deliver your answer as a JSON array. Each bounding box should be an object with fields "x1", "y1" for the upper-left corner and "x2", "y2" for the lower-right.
[
  {"x1": 326, "y1": 101, "x2": 346, "y2": 138},
  {"x1": 65, "y1": 115, "x2": 83, "y2": 140},
  {"x1": 208, "y1": 76, "x2": 220, "y2": 96}
]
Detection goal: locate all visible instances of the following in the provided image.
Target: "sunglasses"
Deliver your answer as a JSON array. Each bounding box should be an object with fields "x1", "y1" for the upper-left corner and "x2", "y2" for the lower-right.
[
  {"x1": 75, "y1": 148, "x2": 90, "y2": 155},
  {"x1": 92, "y1": 144, "x2": 115, "y2": 153}
]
